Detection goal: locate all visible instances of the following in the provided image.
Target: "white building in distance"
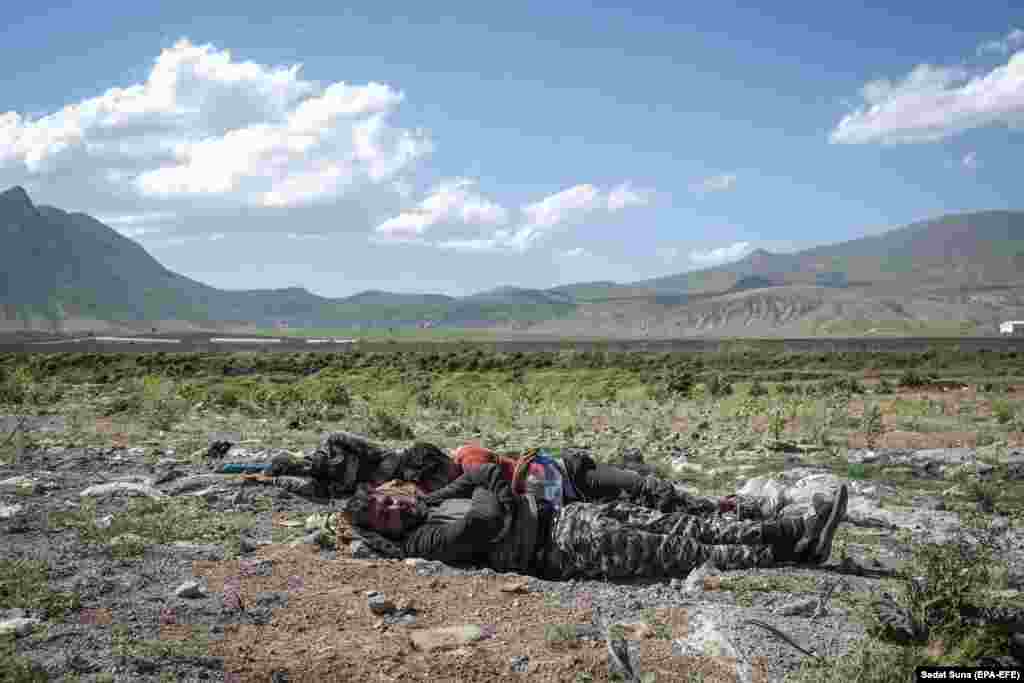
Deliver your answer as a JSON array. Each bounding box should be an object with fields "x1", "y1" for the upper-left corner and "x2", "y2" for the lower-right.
[{"x1": 1000, "y1": 321, "x2": 1024, "y2": 336}]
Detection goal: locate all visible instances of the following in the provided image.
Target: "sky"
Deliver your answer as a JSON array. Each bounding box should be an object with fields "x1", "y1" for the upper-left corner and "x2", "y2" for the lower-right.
[{"x1": 1, "y1": 1, "x2": 1022, "y2": 298}]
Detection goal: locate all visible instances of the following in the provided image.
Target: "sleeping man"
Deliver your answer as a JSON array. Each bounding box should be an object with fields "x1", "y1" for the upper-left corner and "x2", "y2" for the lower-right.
[
  {"x1": 272, "y1": 431, "x2": 796, "y2": 521},
  {"x1": 342, "y1": 461, "x2": 849, "y2": 581}
]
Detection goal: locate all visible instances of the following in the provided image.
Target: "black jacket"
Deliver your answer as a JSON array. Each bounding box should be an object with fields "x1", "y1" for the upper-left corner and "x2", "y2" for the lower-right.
[{"x1": 403, "y1": 464, "x2": 518, "y2": 566}]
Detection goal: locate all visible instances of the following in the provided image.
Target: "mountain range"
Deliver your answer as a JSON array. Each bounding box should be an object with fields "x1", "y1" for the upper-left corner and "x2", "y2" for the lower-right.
[{"x1": 2, "y1": 185, "x2": 1023, "y2": 336}]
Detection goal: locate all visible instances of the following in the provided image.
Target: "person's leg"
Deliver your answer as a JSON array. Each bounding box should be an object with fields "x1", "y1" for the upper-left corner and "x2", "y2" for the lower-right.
[
  {"x1": 550, "y1": 503, "x2": 778, "y2": 580},
  {"x1": 309, "y1": 431, "x2": 400, "y2": 492}
]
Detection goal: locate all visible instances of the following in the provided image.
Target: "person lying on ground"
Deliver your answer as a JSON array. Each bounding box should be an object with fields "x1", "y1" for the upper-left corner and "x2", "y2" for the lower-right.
[
  {"x1": 341, "y1": 462, "x2": 850, "y2": 580},
  {"x1": 268, "y1": 431, "x2": 790, "y2": 519}
]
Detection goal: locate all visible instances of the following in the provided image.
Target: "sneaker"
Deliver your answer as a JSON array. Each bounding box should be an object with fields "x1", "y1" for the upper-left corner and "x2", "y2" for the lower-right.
[{"x1": 794, "y1": 484, "x2": 849, "y2": 564}]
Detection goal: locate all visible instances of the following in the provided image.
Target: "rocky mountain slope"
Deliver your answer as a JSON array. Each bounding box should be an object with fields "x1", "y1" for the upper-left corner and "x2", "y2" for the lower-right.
[{"x1": 2, "y1": 185, "x2": 1022, "y2": 335}]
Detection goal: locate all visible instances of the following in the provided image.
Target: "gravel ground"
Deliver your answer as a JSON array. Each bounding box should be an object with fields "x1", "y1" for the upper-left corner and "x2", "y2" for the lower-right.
[{"x1": 2, "y1": 438, "x2": 1020, "y2": 681}]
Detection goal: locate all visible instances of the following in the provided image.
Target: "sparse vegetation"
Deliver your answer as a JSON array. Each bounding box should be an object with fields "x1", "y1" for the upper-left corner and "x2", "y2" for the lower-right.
[{"x1": 2, "y1": 345, "x2": 1024, "y2": 680}]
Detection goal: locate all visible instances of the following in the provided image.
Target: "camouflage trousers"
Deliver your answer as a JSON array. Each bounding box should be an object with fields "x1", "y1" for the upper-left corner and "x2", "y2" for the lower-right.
[{"x1": 545, "y1": 501, "x2": 775, "y2": 580}]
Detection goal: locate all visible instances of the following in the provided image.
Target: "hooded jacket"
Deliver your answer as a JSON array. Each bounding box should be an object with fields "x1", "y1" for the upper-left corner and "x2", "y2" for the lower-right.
[{"x1": 403, "y1": 464, "x2": 541, "y2": 573}]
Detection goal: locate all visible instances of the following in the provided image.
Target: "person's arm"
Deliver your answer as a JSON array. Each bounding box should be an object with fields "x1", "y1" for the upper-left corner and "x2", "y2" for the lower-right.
[
  {"x1": 402, "y1": 487, "x2": 505, "y2": 563},
  {"x1": 419, "y1": 463, "x2": 512, "y2": 507}
]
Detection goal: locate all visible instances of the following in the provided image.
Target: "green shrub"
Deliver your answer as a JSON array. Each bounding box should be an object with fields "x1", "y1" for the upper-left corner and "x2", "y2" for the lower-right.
[
  {"x1": 368, "y1": 408, "x2": 414, "y2": 440},
  {"x1": 899, "y1": 369, "x2": 929, "y2": 388},
  {"x1": 861, "y1": 403, "x2": 884, "y2": 449},
  {"x1": 992, "y1": 399, "x2": 1016, "y2": 425},
  {"x1": 748, "y1": 378, "x2": 768, "y2": 397},
  {"x1": 704, "y1": 373, "x2": 733, "y2": 398}
]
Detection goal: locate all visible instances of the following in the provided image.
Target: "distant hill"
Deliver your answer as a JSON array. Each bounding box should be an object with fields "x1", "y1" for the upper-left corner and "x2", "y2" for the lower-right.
[
  {"x1": 634, "y1": 211, "x2": 1024, "y2": 296},
  {"x1": 2, "y1": 185, "x2": 1022, "y2": 335}
]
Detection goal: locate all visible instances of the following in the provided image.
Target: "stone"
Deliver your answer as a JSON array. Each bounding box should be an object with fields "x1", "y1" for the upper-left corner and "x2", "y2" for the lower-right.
[
  {"x1": 175, "y1": 581, "x2": 206, "y2": 599},
  {"x1": 683, "y1": 561, "x2": 716, "y2": 595},
  {"x1": 80, "y1": 482, "x2": 165, "y2": 500},
  {"x1": 775, "y1": 597, "x2": 818, "y2": 616},
  {"x1": 673, "y1": 610, "x2": 753, "y2": 683},
  {"x1": 367, "y1": 591, "x2": 396, "y2": 615},
  {"x1": 847, "y1": 449, "x2": 889, "y2": 465},
  {"x1": 1006, "y1": 454, "x2": 1024, "y2": 481},
  {"x1": 499, "y1": 580, "x2": 529, "y2": 594},
  {"x1": 0, "y1": 617, "x2": 41, "y2": 637},
  {"x1": 410, "y1": 625, "x2": 486, "y2": 652},
  {"x1": 95, "y1": 515, "x2": 114, "y2": 529},
  {"x1": 0, "y1": 503, "x2": 23, "y2": 520},
  {"x1": 509, "y1": 655, "x2": 530, "y2": 673}
]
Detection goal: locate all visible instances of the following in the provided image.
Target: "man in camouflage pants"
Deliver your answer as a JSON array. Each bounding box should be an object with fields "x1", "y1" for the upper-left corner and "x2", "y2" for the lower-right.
[{"x1": 343, "y1": 463, "x2": 849, "y2": 581}]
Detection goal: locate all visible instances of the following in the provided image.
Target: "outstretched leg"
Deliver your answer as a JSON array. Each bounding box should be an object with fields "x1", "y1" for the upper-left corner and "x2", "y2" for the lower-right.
[{"x1": 550, "y1": 503, "x2": 779, "y2": 580}]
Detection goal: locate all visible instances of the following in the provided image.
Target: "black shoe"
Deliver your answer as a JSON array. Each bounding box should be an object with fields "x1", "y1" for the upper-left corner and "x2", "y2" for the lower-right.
[{"x1": 794, "y1": 484, "x2": 849, "y2": 565}]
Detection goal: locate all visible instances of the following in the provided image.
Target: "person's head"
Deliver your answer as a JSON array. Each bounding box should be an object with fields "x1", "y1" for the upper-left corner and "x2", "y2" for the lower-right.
[{"x1": 343, "y1": 487, "x2": 427, "y2": 539}]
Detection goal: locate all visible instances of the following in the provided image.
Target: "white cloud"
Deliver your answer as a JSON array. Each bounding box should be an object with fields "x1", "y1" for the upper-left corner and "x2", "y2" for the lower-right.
[
  {"x1": 374, "y1": 178, "x2": 509, "y2": 242},
  {"x1": 121, "y1": 226, "x2": 164, "y2": 238},
  {"x1": 689, "y1": 241, "x2": 751, "y2": 266},
  {"x1": 285, "y1": 232, "x2": 329, "y2": 241},
  {"x1": 375, "y1": 181, "x2": 651, "y2": 252},
  {"x1": 977, "y1": 28, "x2": 1024, "y2": 56},
  {"x1": 831, "y1": 52, "x2": 1024, "y2": 144},
  {"x1": 0, "y1": 39, "x2": 430, "y2": 207},
  {"x1": 689, "y1": 173, "x2": 736, "y2": 195},
  {"x1": 606, "y1": 182, "x2": 650, "y2": 211},
  {"x1": 562, "y1": 247, "x2": 589, "y2": 257},
  {"x1": 962, "y1": 151, "x2": 980, "y2": 170},
  {"x1": 96, "y1": 211, "x2": 177, "y2": 226}
]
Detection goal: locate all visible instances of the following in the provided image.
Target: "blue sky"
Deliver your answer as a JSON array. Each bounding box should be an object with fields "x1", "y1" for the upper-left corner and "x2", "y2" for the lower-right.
[{"x1": 1, "y1": 1, "x2": 1022, "y2": 297}]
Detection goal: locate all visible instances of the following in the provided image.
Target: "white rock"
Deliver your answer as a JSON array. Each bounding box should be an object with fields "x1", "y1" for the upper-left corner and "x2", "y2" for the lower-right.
[
  {"x1": 0, "y1": 617, "x2": 41, "y2": 637},
  {"x1": 80, "y1": 482, "x2": 165, "y2": 499},
  {"x1": 0, "y1": 503, "x2": 23, "y2": 519},
  {"x1": 672, "y1": 610, "x2": 752, "y2": 683},
  {"x1": 95, "y1": 515, "x2": 114, "y2": 529},
  {"x1": 682, "y1": 561, "x2": 716, "y2": 595},
  {"x1": 174, "y1": 581, "x2": 206, "y2": 599}
]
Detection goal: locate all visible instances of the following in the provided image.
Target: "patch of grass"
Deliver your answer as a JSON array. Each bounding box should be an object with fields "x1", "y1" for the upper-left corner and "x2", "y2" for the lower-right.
[
  {"x1": 49, "y1": 497, "x2": 254, "y2": 559},
  {"x1": 0, "y1": 558, "x2": 81, "y2": 619},
  {"x1": 719, "y1": 574, "x2": 819, "y2": 607},
  {"x1": 0, "y1": 635, "x2": 48, "y2": 682},
  {"x1": 111, "y1": 623, "x2": 213, "y2": 659},
  {"x1": 786, "y1": 638, "x2": 928, "y2": 683},
  {"x1": 367, "y1": 407, "x2": 414, "y2": 440}
]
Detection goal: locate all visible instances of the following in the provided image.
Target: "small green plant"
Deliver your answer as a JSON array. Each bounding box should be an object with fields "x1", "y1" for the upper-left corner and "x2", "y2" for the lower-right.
[
  {"x1": 661, "y1": 368, "x2": 696, "y2": 399},
  {"x1": 704, "y1": 374, "x2": 733, "y2": 398},
  {"x1": 899, "y1": 369, "x2": 929, "y2": 388},
  {"x1": 768, "y1": 405, "x2": 787, "y2": 442},
  {"x1": 992, "y1": 399, "x2": 1016, "y2": 425},
  {"x1": 748, "y1": 378, "x2": 768, "y2": 397},
  {"x1": 0, "y1": 558, "x2": 81, "y2": 619},
  {"x1": 847, "y1": 463, "x2": 867, "y2": 480},
  {"x1": 861, "y1": 402, "x2": 884, "y2": 449},
  {"x1": 368, "y1": 407, "x2": 414, "y2": 440}
]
